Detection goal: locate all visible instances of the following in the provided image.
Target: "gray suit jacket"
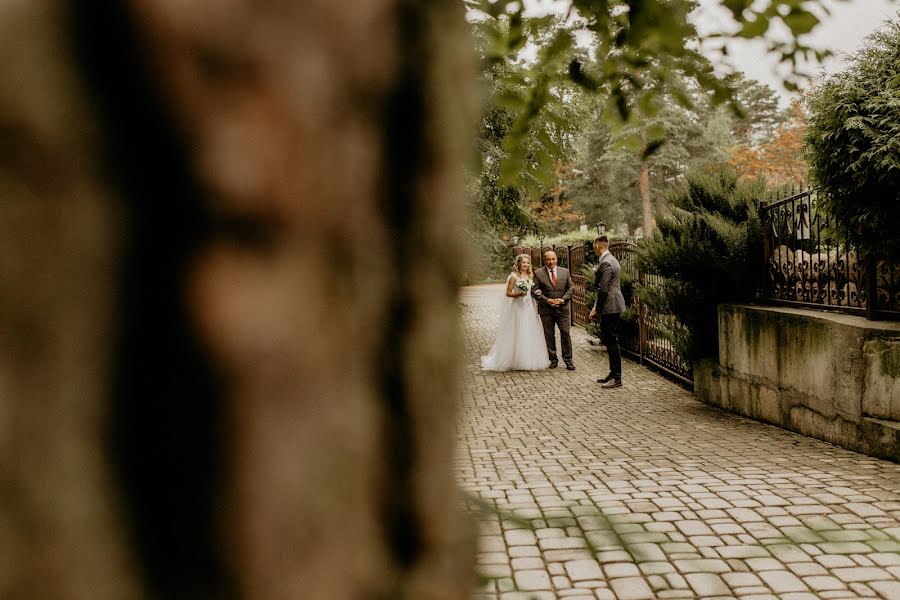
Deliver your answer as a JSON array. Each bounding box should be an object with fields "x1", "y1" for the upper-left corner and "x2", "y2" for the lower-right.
[
  {"x1": 532, "y1": 266, "x2": 573, "y2": 316},
  {"x1": 593, "y1": 252, "x2": 626, "y2": 314}
]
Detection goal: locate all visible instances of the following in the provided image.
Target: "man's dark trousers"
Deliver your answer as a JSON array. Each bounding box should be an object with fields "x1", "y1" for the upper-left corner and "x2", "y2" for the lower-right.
[
  {"x1": 541, "y1": 310, "x2": 572, "y2": 365},
  {"x1": 601, "y1": 312, "x2": 622, "y2": 378}
]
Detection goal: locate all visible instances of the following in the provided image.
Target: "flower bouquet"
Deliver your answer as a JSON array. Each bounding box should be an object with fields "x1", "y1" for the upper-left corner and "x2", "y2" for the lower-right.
[{"x1": 515, "y1": 278, "x2": 534, "y2": 293}]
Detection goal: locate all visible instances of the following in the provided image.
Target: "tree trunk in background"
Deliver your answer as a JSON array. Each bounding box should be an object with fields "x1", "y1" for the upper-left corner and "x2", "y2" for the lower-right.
[
  {"x1": 0, "y1": 0, "x2": 474, "y2": 598},
  {"x1": 640, "y1": 163, "x2": 654, "y2": 237}
]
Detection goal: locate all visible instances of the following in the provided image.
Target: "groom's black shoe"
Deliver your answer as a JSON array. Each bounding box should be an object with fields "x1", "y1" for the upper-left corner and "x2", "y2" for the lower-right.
[
  {"x1": 597, "y1": 373, "x2": 613, "y2": 384},
  {"x1": 549, "y1": 361, "x2": 558, "y2": 369},
  {"x1": 565, "y1": 363, "x2": 575, "y2": 370},
  {"x1": 600, "y1": 378, "x2": 622, "y2": 389}
]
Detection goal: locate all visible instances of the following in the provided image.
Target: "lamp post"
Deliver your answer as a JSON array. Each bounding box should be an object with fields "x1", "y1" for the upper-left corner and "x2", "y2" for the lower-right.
[{"x1": 596, "y1": 221, "x2": 606, "y2": 236}]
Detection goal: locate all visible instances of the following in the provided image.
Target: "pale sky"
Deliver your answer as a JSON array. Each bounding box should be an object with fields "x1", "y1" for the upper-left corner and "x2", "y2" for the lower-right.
[{"x1": 522, "y1": 0, "x2": 899, "y2": 105}]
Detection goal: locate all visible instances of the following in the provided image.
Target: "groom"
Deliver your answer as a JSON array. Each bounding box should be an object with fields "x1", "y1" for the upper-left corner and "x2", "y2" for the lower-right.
[
  {"x1": 589, "y1": 235, "x2": 625, "y2": 388},
  {"x1": 532, "y1": 250, "x2": 575, "y2": 370}
]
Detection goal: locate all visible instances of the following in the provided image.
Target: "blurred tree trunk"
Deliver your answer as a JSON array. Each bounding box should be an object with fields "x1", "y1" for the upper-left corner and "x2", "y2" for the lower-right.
[
  {"x1": 639, "y1": 163, "x2": 654, "y2": 237},
  {"x1": 0, "y1": 0, "x2": 473, "y2": 598}
]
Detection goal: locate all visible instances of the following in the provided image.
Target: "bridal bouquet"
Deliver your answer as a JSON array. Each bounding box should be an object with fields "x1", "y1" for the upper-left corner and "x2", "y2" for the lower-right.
[{"x1": 515, "y1": 278, "x2": 534, "y2": 293}]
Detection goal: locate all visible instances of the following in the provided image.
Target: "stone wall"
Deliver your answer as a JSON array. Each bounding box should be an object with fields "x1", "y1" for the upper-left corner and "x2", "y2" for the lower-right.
[{"x1": 695, "y1": 304, "x2": 900, "y2": 461}]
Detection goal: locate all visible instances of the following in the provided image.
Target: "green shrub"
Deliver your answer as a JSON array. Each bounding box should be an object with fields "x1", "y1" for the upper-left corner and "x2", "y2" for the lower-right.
[
  {"x1": 519, "y1": 228, "x2": 631, "y2": 248},
  {"x1": 635, "y1": 166, "x2": 766, "y2": 361},
  {"x1": 805, "y1": 16, "x2": 900, "y2": 259}
]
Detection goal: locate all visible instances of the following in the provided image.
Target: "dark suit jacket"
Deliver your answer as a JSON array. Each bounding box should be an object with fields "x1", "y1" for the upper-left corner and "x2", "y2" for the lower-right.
[
  {"x1": 532, "y1": 266, "x2": 573, "y2": 317},
  {"x1": 593, "y1": 252, "x2": 626, "y2": 314}
]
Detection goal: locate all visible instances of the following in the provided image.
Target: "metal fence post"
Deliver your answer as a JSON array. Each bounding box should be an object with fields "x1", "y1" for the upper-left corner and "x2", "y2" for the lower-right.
[
  {"x1": 758, "y1": 200, "x2": 770, "y2": 300},
  {"x1": 566, "y1": 244, "x2": 572, "y2": 327},
  {"x1": 638, "y1": 268, "x2": 647, "y2": 364},
  {"x1": 866, "y1": 251, "x2": 877, "y2": 320}
]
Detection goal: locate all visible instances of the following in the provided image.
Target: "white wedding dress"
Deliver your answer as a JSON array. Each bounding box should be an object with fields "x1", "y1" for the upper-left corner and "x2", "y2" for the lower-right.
[{"x1": 481, "y1": 275, "x2": 551, "y2": 371}]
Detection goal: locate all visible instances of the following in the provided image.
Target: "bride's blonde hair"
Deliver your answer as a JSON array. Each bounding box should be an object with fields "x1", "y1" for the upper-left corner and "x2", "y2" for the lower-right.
[{"x1": 514, "y1": 254, "x2": 533, "y2": 277}]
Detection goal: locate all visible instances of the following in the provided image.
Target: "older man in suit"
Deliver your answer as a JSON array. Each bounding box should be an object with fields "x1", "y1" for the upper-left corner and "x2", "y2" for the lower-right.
[
  {"x1": 589, "y1": 235, "x2": 626, "y2": 388},
  {"x1": 532, "y1": 250, "x2": 575, "y2": 370}
]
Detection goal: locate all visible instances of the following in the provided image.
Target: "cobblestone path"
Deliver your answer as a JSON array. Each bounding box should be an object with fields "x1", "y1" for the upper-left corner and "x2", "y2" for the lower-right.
[{"x1": 458, "y1": 285, "x2": 900, "y2": 600}]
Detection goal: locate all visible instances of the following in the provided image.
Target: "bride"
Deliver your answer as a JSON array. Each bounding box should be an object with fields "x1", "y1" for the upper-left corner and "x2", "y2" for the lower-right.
[{"x1": 481, "y1": 254, "x2": 551, "y2": 371}]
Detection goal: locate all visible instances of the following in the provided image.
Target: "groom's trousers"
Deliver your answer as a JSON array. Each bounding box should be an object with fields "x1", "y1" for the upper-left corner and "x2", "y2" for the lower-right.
[
  {"x1": 600, "y1": 312, "x2": 622, "y2": 379},
  {"x1": 540, "y1": 310, "x2": 572, "y2": 365}
]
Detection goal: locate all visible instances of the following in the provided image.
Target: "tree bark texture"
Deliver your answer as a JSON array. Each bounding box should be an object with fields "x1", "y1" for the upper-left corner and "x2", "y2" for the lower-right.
[
  {"x1": 639, "y1": 163, "x2": 654, "y2": 238},
  {"x1": 0, "y1": 0, "x2": 474, "y2": 598}
]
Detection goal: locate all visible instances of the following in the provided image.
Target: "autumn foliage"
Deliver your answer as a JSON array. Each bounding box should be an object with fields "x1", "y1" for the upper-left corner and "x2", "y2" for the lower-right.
[{"x1": 727, "y1": 100, "x2": 809, "y2": 186}]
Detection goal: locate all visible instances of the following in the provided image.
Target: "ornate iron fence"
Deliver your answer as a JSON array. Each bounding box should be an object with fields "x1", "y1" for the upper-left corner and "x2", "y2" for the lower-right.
[
  {"x1": 611, "y1": 242, "x2": 692, "y2": 386},
  {"x1": 760, "y1": 187, "x2": 900, "y2": 319},
  {"x1": 513, "y1": 242, "x2": 693, "y2": 386},
  {"x1": 569, "y1": 244, "x2": 590, "y2": 325}
]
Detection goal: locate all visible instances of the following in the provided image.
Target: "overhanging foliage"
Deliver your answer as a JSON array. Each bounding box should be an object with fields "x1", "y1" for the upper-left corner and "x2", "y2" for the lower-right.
[{"x1": 805, "y1": 15, "x2": 900, "y2": 259}]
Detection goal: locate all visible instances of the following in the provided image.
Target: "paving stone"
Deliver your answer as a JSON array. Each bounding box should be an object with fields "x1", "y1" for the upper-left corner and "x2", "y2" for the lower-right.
[
  {"x1": 768, "y1": 544, "x2": 813, "y2": 562},
  {"x1": 655, "y1": 591, "x2": 694, "y2": 599},
  {"x1": 513, "y1": 569, "x2": 551, "y2": 591},
  {"x1": 870, "y1": 580, "x2": 900, "y2": 599},
  {"x1": 820, "y1": 542, "x2": 876, "y2": 554},
  {"x1": 870, "y1": 553, "x2": 900, "y2": 567},
  {"x1": 638, "y1": 561, "x2": 675, "y2": 575},
  {"x1": 539, "y1": 537, "x2": 587, "y2": 551},
  {"x1": 787, "y1": 562, "x2": 828, "y2": 576},
  {"x1": 603, "y1": 562, "x2": 641, "y2": 579},
  {"x1": 673, "y1": 559, "x2": 730, "y2": 573},
  {"x1": 821, "y1": 528, "x2": 873, "y2": 542},
  {"x1": 595, "y1": 550, "x2": 633, "y2": 564},
  {"x1": 609, "y1": 577, "x2": 654, "y2": 600},
  {"x1": 854, "y1": 554, "x2": 877, "y2": 566},
  {"x1": 480, "y1": 536, "x2": 506, "y2": 552},
  {"x1": 722, "y1": 572, "x2": 764, "y2": 587},
  {"x1": 511, "y1": 557, "x2": 544, "y2": 570},
  {"x1": 831, "y1": 567, "x2": 893, "y2": 583},
  {"x1": 646, "y1": 574, "x2": 668, "y2": 591},
  {"x1": 849, "y1": 581, "x2": 879, "y2": 597},
  {"x1": 717, "y1": 545, "x2": 771, "y2": 559},
  {"x1": 846, "y1": 503, "x2": 888, "y2": 518},
  {"x1": 803, "y1": 576, "x2": 847, "y2": 591},
  {"x1": 627, "y1": 543, "x2": 666, "y2": 562},
  {"x1": 733, "y1": 587, "x2": 772, "y2": 595},
  {"x1": 565, "y1": 560, "x2": 603, "y2": 581},
  {"x1": 685, "y1": 573, "x2": 730, "y2": 596},
  {"x1": 480, "y1": 552, "x2": 512, "y2": 564},
  {"x1": 745, "y1": 557, "x2": 785, "y2": 571},
  {"x1": 505, "y1": 529, "x2": 537, "y2": 546},
  {"x1": 869, "y1": 540, "x2": 900, "y2": 553},
  {"x1": 758, "y1": 570, "x2": 808, "y2": 593},
  {"x1": 478, "y1": 564, "x2": 512, "y2": 578},
  {"x1": 675, "y1": 520, "x2": 714, "y2": 536},
  {"x1": 500, "y1": 592, "x2": 555, "y2": 600},
  {"x1": 497, "y1": 577, "x2": 515, "y2": 592},
  {"x1": 509, "y1": 546, "x2": 540, "y2": 558},
  {"x1": 545, "y1": 549, "x2": 593, "y2": 562},
  {"x1": 456, "y1": 286, "x2": 900, "y2": 600}
]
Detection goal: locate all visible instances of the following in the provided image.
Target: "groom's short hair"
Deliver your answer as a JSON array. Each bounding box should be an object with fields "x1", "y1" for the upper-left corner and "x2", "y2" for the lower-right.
[{"x1": 594, "y1": 235, "x2": 609, "y2": 244}]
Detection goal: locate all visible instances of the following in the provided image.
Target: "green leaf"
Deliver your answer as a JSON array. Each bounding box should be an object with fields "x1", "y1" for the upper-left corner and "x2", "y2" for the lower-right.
[
  {"x1": 568, "y1": 59, "x2": 600, "y2": 91},
  {"x1": 738, "y1": 15, "x2": 770, "y2": 39},
  {"x1": 494, "y1": 91, "x2": 524, "y2": 110},
  {"x1": 641, "y1": 138, "x2": 666, "y2": 160},
  {"x1": 782, "y1": 9, "x2": 819, "y2": 36}
]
